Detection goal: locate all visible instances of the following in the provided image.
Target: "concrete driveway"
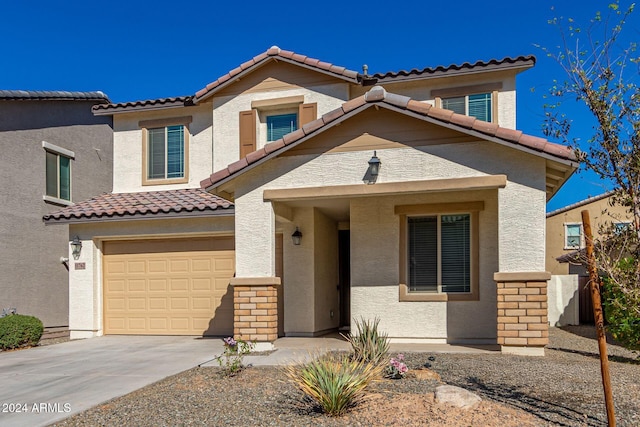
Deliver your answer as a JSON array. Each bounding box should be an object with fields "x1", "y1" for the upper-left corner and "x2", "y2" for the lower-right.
[{"x1": 0, "y1": 336, "x2": 223, "y2": 427}]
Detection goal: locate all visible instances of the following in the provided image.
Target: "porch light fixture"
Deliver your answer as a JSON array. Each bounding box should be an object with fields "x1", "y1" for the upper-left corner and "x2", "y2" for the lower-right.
[
  {"x1": 70, "y1": 236, "x2": 82, "y2": 260},
  {"x1": 367, "y1": 151, "x2": 381, "y2": 183},
  {"x1": 291, "y1": 227, "x2": 303, "y2": 246}
]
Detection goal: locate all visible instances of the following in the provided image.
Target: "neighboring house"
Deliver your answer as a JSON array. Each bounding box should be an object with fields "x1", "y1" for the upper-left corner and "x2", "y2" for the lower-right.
[
  {"x1": 44, "y1": 47, "x2": 577, "y2": 355},
  {"x1": 0, "y1": 90, "x2": 113, "y2": 331},
  {"x1": 546, "y1": 191, "x2": 632, "y2": 325}
]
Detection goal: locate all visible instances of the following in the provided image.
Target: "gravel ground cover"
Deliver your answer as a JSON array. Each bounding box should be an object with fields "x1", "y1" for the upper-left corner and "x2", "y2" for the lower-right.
[{"x1": 51, "y1": 326, "x2": 639, "y2": 426}]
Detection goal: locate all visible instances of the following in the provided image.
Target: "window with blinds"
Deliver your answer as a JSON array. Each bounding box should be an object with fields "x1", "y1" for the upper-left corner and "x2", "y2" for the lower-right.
[
  {"x1": 266, "y1": 113, "x2": 297, "y2": 142},
  {"x1": 148, "y1": 125, "x2": 185, "y2": 180},
  {"x1": 442, "y1": 93, "x2": 492, "y2": 122},
  {"x1": 565, "y1": 223, "x2": 582, "y2": 249},
  {"x1": 408, "y1": 214, "x2": 471, "y2": 293},
  {"x1": 45, "y1": 151, "x2": 71, "y2": 201}
]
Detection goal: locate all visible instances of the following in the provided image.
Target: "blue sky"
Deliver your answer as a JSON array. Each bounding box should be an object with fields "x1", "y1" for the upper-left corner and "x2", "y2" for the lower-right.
[{"x1": 3, "y1": 0, "x2": 637, "y2": 210}]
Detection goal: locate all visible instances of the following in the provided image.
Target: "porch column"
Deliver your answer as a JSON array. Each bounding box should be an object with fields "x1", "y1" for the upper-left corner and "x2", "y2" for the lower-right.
[
  {"x1": 232, "y1": 194, "x2": 279, "y2": 348},
  {"x1": 494, "y1": 272, "x2": 550, "y2": 356}
]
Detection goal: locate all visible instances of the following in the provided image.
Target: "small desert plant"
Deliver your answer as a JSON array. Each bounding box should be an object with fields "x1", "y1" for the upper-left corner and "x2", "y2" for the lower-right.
[
  {"x1": 0, "y1": 314, "x2": 43, "y2": 350},
  {"x1": 215, "y1": 336, "x2": 254, "y2": 376},
  {"x1": 384, "y1": 353, "x2": 409, "y2": 379},
  {"x1": 285, "y1": 353, "x2": 383, "y2": 416},
  {"x1": 343, "y1": 317, "x2": 389, "y2": 366}
]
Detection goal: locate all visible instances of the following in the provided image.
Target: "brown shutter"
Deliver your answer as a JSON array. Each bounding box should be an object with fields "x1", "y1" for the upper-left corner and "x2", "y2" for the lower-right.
[
  {"x1": 239, "y1": 110, "x2": 257, "y2": 158},
  {"x1": 298, "y1": 103, "x2": 317, "y2": 127}
]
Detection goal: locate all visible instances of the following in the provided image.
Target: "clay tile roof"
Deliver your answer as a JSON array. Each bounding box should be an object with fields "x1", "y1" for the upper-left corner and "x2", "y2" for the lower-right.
[
  {"x1": 193, "y1": 46, "x2": 360, "y2": 103},
  {"x1": 369, "y1": 56, "x2": 536, "y2": 83},
  {"x1": 0, "y1": 90, "x2": 110, "y2": 103},
  {"x1": 92, "y1": 96, "x2": 193, "y2": 115},
  {"x1": 43, "y1": 188, "x2": 233, "y2": 224},
  {"x1": 201, "y1": 85, "x2": 576, "y2": 192}
]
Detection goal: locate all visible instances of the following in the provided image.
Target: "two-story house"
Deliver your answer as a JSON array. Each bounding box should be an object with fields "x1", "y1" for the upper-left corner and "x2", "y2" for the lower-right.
[
  {"x1": 45, "y1": 47, "x2": 577, "y2": 355},
  {"x1": 1, "y1": 90, "x2": 112, "y2": 333}
]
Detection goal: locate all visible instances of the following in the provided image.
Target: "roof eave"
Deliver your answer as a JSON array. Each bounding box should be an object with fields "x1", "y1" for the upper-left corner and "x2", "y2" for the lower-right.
[
  {"x1": 92, "y1": 100, "x2": 191, "y2": 116},
  {"x1": 43, "y1": 208, "x2": 235, "y2": 225}
]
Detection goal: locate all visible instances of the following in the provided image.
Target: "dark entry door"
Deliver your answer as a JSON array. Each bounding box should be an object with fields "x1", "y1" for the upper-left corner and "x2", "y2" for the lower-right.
[{"x1": 338, "y1": 230, "x2": 350, "y2": 329}]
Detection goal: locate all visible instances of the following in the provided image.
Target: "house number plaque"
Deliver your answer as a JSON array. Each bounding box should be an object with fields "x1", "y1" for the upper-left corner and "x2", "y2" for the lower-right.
[{"x1": 75, "y1": 262, "x2": 86, "y2": 270}]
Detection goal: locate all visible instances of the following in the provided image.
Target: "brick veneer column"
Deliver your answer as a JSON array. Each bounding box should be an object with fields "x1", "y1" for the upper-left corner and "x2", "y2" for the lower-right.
[
  {"x1": 494, "y1": 272, "x2": 551, "y2": 356},
  {"x1": 230, "y1": 278, "x2": 280, "y2": 342}
]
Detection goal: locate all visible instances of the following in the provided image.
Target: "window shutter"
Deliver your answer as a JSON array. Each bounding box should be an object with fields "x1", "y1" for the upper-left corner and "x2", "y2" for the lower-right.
[
  {"x1": 239, "y1": 110, "x2": 257, "y2": 158},
  {"x1": 299, "y1": 102, "x2": 317, "y2": 127}
]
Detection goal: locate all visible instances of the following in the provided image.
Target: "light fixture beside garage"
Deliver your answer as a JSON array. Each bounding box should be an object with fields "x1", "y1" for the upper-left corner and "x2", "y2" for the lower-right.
[
  {"x1": 367, "y1": 151, "x2": 381, "y2": 184},
  {"x1": 291, "y1": 227, "x2": 303, "y2": 245},
  {"x1": 70, "y1": 236, "x2": 82, "y2": 260}
]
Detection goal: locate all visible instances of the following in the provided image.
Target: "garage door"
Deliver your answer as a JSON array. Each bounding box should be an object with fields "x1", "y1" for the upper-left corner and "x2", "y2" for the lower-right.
[{"x1": 103, "y1": 237, "x2": 235, "y2": 336}]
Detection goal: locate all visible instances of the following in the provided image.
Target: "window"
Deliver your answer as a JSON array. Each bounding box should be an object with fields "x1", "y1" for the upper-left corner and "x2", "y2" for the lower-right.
[
  {"x1": 564, "y1": 223, "x2": 582, "y2": 249},
  {"x1": 397, "y1": 202, "x2": 482, "y2": 302},
  {"x1": 140, "y1": 116, "x2": 191, "y2": 185},
  {"x1": 42, "y1": 141, "x2": 74, "y2": 204},
  {"x1": 408, "y1": 215, "x2": 471, "y2": 293},
  {"x1": 442, "y1": 93, "x2": 492, "y2": 122},
  {"x1": 266, "y1": 113, "x2": 297, "y2": 142}
]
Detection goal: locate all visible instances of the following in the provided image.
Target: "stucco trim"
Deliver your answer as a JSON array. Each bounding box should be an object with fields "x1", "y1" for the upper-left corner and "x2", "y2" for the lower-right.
[
  {"x1": 42, "y1": 141, "x2": 76, "y2": 159},
  {"x1": 230, "y1": 277, "x2": 282, "y2": 286},
  {"x1": 43, "y1": 195, "x2": 74, "y2": 207},
  {"x1": 264, "y1": 175, "x2": 506, "y2": 202},
  {"x1": 251, "y1": 95, "x2": 304, "y2": 109},
  {"x1": 138, "y1": 116, "x2": 193, "y2": 128},
  {"x1": 493, "y1": 271, "x2": 551, "y2": 282},
  {"x1": 430, "y1": 82, "x2": 503, "y2": 98},
  {"x1": 398, "y1": 203, "x2": 481, "y2": 302}
]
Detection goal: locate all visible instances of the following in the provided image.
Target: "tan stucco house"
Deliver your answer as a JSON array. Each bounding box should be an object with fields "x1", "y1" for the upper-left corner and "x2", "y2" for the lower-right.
[{"x1": 45, "y1": 47, "x2": 577, "y2": 355}]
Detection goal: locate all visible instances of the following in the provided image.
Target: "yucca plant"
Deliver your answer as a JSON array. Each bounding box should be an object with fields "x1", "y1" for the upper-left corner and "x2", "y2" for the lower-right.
[
  {"x1": 343, "y1": 317, "x2": 390, "y2": 366},
  {"x1": 285, "y1": 353, "x2": 383, "y2": 416}
]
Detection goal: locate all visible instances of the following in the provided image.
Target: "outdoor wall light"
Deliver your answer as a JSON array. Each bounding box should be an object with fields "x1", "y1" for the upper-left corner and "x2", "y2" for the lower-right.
[
  {"x1": 291, "y1": 227, "x2": 303, "y2": 246},
  {"x1": 367, "y1": 151, "x2": 381, "y2": 183},
  {"x1": 70, "y1": 236, "x2": 82, "y2": 260}
]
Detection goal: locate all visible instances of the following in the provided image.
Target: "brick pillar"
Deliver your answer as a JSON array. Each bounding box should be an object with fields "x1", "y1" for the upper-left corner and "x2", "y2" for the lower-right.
[
  {"x1": 230, "y1": 278, "x2": 280, "y2": 343},
  {"x1": 494, "y1": 272, "x2": 551, "y2": 356}
]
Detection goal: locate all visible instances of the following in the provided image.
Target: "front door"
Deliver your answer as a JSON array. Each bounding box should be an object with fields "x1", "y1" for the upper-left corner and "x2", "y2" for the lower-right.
[{"x1": 338, "y1": 230, "x2": 350, "y2": 329}]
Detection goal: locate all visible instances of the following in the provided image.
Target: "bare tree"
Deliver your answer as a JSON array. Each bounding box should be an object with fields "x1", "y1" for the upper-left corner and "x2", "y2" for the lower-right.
[{"x1": 540, "y1": 1, "x2": 640, "y2": 349}]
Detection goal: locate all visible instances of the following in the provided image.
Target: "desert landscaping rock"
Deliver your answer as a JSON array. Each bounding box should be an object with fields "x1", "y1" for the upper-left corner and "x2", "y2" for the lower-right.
[{"x1": 435, "y1": 384, "x2": 482, "y2": 409}]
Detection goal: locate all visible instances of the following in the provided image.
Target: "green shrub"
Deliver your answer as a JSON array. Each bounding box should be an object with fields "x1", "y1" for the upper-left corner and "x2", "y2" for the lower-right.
[
  {"x1": 343, "y1": 317, "x2": 389, "y2": 366},
  {"x1": 0, "y1": 314, "x2": 44, "y2": 350},
  {"x1": 285, "y1": 353, "x2": 383, "y2": 416},
  {"x1": 603, "y1": 276, "x2": 640, "y2": 351}
]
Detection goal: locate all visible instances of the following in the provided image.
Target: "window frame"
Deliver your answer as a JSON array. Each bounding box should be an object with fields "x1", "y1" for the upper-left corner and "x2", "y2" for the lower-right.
[
  {"x1": 564, "y1": 222, "x2": 583, "y2": 250},
  {"x1": 397, "y1": 202, "x2": 482, "y2": 302},
  {"x1": 431, "y1": 82, "x2": 501, "y2": 124},
  {"x1": 42, "y1": 141, "x2": 74, "y2": 206},
  {"x1": 140, "y1": 116, "x2": 191, "y2": 186}
]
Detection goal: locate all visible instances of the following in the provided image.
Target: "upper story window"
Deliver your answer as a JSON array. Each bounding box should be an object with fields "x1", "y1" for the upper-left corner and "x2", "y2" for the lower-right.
[
  {"x1": 564, "y1": 223, "x2": 583, "y2": 249},
  {"x1": 442, "y1": 93, "x2": 492, "y2": 122},
  {"x1": 43, "y1": 141, "x2": 74, "y2": 205},
  {"x1": 431, "y1": 82, "x2": 501, "y2": 124},
  {"x1": 139, "y1": 116, "x2": 191, "y2": 186},
  {"x1": 267, "y1": 113, "x2": 297, "y2": 142},
  {"x1": 239, "y1": 96, "x2": 317, "y2": 158}
]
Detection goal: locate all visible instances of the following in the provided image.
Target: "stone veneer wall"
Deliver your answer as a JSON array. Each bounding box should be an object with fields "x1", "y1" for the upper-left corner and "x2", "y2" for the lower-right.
[
  {"x1": 495, "y1": 272, "x2": 550, "y2": 353},
  {"x1": 233, "y1": 284, "x2": 278, "y2": 342}
]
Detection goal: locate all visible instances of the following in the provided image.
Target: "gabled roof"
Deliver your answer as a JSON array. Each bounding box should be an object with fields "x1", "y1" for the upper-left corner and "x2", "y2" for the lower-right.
[
  {"x1": 0, "y1": 90, "x2": 110, "y2": 103},
  {"x1": 193, "y1": 46, "x2": 361, "y2": 103},
  {"x1": 200, "y1": 86, "x2": 577, "y2": 195},
  {"x1": 43, "y1": 189, "x2": 233, "y2": 225},
  {"x1": 91, "y1": 46, "x2": 537, "y2": 115}
]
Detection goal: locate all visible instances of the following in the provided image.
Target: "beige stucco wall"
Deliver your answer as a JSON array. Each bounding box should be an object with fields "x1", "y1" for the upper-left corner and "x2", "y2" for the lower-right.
[
  {"x1": 351, "y1": 70, "x2": 518, "y2": 129},
  {"x1": 212, "y1": 83, "x2": 349, "y2": 172},
  {"x1": 67, "y1": 216, "x2": 234, "y2": 338},
  {"x1": 112, "y1": 104, "x2": 213, "y2": 193},
  {"x1": 546, "y1": 195, "x2": 631, "y2": 274},
  {"x1": 228, "y1": 109, "x2": 547, "y2": 339}
]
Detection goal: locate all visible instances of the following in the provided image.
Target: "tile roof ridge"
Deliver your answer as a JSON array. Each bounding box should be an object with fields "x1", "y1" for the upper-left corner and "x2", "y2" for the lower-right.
[
  {"x1": 546, "y1": 189, "x2": 617, "y2": 217},
  {"x1": 193, "y1": 46, "x2": 360, "y2": 103},
  {"x1": 0, "y1": 90, "x2": 111, "y2": 103}
]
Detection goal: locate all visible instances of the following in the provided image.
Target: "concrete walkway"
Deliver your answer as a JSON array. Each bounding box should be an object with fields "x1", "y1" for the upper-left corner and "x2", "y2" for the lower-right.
[
  {"x1": 0, "y1": 336, "x2": 222, "y2": 427},
  {"x1": 0, "y1": 334, "x2": 497, "y2": 426}
]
